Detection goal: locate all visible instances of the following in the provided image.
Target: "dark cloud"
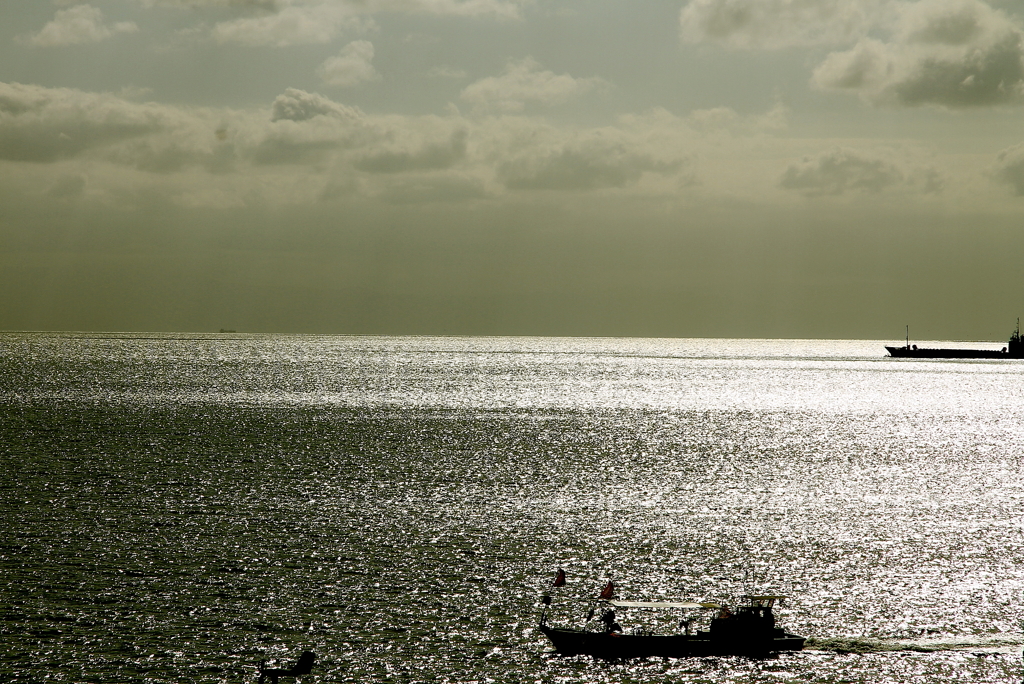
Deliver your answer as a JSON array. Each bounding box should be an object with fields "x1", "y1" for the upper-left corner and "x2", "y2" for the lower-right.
[
  {"x1": 906, "y1": 0, "x2": 986, "y2": 44},
  {"x1": 780, "y1": 147, "x2": 903, "y2": 195},
  {"x1": 0, "y1": 82, "x2": 163, "y2": 162},
  {"x1": 679, "y1": 0, "x2": 876, "y2": 49},
  {"x1": 893, "y1": 32, "x2": 1024, "y2": 106},
  {"x1": 251, "y1": 135, "x2": 341, "y2": 165},
  {"x1": 498, "y1": 142, "x2": 680, "y2": 191},
  {"x1": 813, "y1": 0, "x2": 1024, "y2": 107},
  {"x1": 994, "y1": 142, "x2": 1024, "y2": 194}
]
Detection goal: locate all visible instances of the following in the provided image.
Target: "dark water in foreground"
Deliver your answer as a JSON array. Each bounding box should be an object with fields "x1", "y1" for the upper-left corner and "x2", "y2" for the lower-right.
[{"x1": 2, "y1": 334, "x2": 1023, "y2": 683}]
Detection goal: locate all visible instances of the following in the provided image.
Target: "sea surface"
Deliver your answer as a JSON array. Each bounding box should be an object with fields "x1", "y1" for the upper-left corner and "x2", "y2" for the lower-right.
[{"x1": 2, "y1": 333, "x2": 1023, "y2": 683}]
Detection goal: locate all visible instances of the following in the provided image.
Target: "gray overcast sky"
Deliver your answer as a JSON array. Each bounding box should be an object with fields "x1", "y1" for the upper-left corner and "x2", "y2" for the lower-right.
[{"x1": 3, "y1": 0, "x2": 1024, "y2": 339}]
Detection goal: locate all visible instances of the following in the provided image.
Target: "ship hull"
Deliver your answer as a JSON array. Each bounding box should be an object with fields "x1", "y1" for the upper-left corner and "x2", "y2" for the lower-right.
[
  {"x1": 539, "y1": 625, "x2": 805, "y2": 659},
  {"x1": 885, "y1": 346, "x2": 1010, "y2": 359}
]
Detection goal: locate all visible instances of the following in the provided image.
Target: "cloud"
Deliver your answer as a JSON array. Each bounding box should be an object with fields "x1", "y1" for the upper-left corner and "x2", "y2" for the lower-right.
[
  {"x1": 0, "y1": 82, "x2": 164, "y2": 162},
  {"x1": 0, "y1": 82, "x2": 373, "y2": 172},
  {"x1": 812, "y1": 0, "x2": 1024, "y2": 107},
  {"x1": 497, "y1": 135, "x2": 682, "y2": 191},
  {"x1": 355, "y1": 128, "x2": 467, "y2": 172},
  {"x1": 368, "y1": 0, "x2": 523, "y2": 18},
  {"x1": 254, "y1": 99, "x2": 373, "y2": 165},
  {"x1": 899, "y1": 0, "x2": 1008, "y2": 44},
  {"x1": 679, "y1": 0, "x2": 883, "y2": 49},
  {"x1": 140, "y1": 0, "x2": 523, "y2": 17},
  {"x1": 135, "y1": 0, "x2": 279, "y2": 7},
  {"x1": 27, "y1": 5, "x2": 139, "y2": 47},
  {"x1": 780, "y1": 147, "x2": 905, "y2": 195},
  {"x1": 686, "y1": 101, "x2": 789, "y2": 134},
  {"x1": 270, "y1": 87, "x2": 364, "y2": 122},
  {"x1": 318, "y1": 41, "x2": 382, "y2": 87},
  {"x1": 0, "y1": 82, "x2": 248, "y2": 174},
  {"x1": 210, "y1": 3, "x2": 369, "y2": 46},
  {"x1": 460, "y1": 57, "x2": 607, "y2": 113},
  {"x1": 10, "y1": 81, "x2": 945, "y2": 210},
  {"x1": 161, "y1": 0, "x2": 522, "y2": 46},
  {"x1": 993, "y1": 142, "x2": 1024, "y2": 194}
]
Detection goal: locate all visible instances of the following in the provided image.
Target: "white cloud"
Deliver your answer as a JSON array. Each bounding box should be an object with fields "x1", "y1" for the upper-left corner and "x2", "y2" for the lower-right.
[
  {"x1": 270, "y1": 88, "x2": 364, "y2": 122},
  {"x1": 205, "y1": 0, "x2": 521, "y2": 48},
  {"x1": 686, "y1": 101, "x2": 789, "y2": 134},
  {"x1": 151, "y1": 0, "x2": 522, "y2": 46},
  {"x1": 27, "y1": 5, "x2": 139, "y2": 47},
  {"x1": 366, "y1": 0, "x2": 523, "y2": 18},
  {"x1": 460, "y1": 57, "x2": 607, "y2": 113},
  {"x1": 355, "y1": 129, "x2": 468, "y2": 172},
  {"x1": 318, "y1": 41, "x2": 382, "y2": 87},
  {"x1": 256, "y1": 91, "x2": 374, "y2": 165},
  {"x1": 679, "y1": 0, "x2": 884, "y2": 49},
  {"x1": 210, "y1": 3, "x2": 370, "y2": 46},
  {"x1": 139, "y1": 0, "x2": 523, "y2": 16},
  {"x1": 812, "y1": 0, "x2": 1024, "y2": 107}
]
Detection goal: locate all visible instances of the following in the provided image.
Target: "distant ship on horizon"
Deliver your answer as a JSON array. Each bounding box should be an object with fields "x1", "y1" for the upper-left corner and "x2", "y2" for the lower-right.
[{"x1": 886, "y1": 321, "x2": 1023, "y2": 359}]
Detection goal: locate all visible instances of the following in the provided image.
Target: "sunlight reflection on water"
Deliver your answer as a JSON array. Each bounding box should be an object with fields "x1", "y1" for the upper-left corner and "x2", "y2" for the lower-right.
[{"x1": 2, "y1": 334, "x2": 1023, "y2": 683}]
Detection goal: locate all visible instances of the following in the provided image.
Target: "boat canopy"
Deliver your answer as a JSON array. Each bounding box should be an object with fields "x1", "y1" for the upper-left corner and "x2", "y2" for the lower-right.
[
  {"x1": 610, "y1": 600, "x2": 721, "y2": 610},
  {"x1": 742, "y1": 596, "x2": 786, "y2": 608}
]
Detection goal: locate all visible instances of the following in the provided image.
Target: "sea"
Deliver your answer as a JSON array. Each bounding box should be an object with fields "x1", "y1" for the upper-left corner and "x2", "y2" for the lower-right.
[{"x1": 1, "y1": 333, "x2": 1023, "y2": 684}]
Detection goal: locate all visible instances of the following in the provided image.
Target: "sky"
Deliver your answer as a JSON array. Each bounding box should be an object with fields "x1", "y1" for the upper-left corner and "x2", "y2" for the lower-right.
[{"x1": 2, "y1": 0, "x2": 1024, "y2": 339}]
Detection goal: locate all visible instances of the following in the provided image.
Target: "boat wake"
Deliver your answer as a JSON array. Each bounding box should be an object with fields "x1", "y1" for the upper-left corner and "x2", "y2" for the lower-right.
[{"x1": 807, "y1": 634, "x2": 1024, "y2": 655}]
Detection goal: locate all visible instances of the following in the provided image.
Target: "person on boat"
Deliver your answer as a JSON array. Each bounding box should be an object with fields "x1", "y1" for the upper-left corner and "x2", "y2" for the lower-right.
[{"x1": 601, "y1": 609, "x2": 622, "y2": 634}]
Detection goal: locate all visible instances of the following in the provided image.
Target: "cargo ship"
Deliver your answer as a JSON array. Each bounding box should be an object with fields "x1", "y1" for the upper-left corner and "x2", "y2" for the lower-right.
[{"x1": 886, "y1": 321, "x2": 1023, "y2": 358}]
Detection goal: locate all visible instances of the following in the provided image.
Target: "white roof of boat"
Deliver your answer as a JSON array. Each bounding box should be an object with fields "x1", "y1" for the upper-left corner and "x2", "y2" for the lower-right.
[{"x1": 609, "y1": 600, "x2": 721, "y2": 609}]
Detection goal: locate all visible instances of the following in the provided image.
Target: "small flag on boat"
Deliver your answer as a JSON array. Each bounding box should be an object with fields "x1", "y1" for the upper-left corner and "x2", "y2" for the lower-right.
[
  {"x1": 599, "y1": 581, "x2": 614, "y2": 600},
  {"x1": 553, "y1": 568, "x2": 566, "y2": 587}
]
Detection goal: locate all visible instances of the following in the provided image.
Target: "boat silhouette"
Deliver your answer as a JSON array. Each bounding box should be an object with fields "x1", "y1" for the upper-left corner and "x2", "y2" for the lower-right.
[
  {"x1": 886, "y1": 321, "x2": 1023, "y2": 359},
  {"x1": 539, "y1": 595, "x2": 805, "y2": 659}
]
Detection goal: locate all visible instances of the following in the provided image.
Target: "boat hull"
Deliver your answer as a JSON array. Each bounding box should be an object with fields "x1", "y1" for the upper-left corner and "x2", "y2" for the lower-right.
[
  {"x1": 539, "y1": 625, "x2": 805, "y2": 659},
  {"x1": 885, "y1": 346, "x2": 1010, "y2": 359}
]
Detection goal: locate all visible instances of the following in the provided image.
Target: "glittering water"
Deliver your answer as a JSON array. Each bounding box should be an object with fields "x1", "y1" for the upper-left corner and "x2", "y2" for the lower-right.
[{"x1": 2, "y1": 333, "x2": 1023, "y2": 683}]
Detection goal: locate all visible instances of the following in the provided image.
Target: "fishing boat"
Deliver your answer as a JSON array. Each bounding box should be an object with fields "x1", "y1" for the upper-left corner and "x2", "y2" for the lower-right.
[
  {"x1": 539, "y1": 594, "x2": 805, "y2": 659},
  {"x1": 885, "y1": 321, "x2": 1024, "y2": 359}
]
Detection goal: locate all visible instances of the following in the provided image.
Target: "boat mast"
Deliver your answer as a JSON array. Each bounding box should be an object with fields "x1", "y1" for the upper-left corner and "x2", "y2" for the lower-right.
[{"x1": 906, "y1": 325, "x2": 909, "y2": 348}]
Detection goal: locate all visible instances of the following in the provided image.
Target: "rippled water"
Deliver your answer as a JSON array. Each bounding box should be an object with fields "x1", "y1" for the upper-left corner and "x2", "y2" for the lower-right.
[{"x1": 2, "y1": 334, "x2": 1023, "y2": 683}]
